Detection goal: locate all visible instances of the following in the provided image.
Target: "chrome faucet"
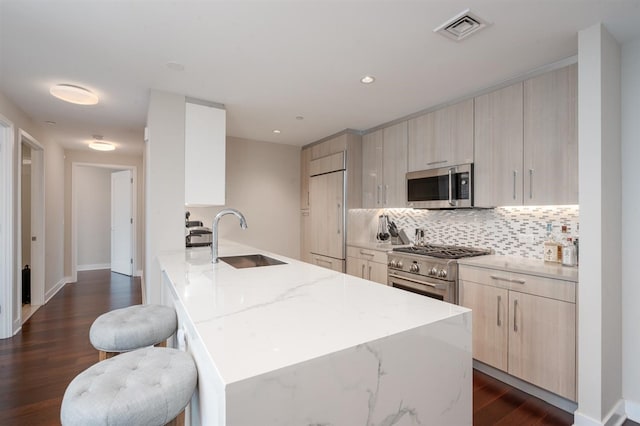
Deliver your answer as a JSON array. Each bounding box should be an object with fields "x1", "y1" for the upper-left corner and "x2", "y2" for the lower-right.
[{"x1": 212, "y1": 208, "x2": 248, "y2": 263}]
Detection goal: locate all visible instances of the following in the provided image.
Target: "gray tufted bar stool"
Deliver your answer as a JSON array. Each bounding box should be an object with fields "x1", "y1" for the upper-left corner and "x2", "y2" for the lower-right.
[
  {"x1": 61, "y1": 346, "x2": 197, "y2": 426},
  {"x1": 90, "y1": 304, "x2": 178, "y2": 361}
]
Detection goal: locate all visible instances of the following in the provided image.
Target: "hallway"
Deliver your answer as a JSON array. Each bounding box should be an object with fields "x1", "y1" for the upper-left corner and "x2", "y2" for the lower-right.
[{"x1": 0, "y1": 270, "x2": 141, "y2": 424}]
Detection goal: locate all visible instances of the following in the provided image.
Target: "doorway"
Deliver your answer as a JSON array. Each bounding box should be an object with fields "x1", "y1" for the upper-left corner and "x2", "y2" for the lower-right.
[
  {"x1": 17, "y1": 130, "x2": 45, "y2": 327},
  {"x1": 71, "y1": 163, "x2": 136, "y2": 280}
]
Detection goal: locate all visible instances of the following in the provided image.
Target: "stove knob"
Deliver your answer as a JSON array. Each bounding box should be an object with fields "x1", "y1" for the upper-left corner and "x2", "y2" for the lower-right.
[
  {"x1": 391, "y1": 259, "x2": 399, "y2": 268},
  {"x1": 438, "y1": 269, "x2": 447, "y2": 278},
  {"x1": 429, "y1": 267, "x2": 438, "y2": 276},
  {"x1": 397, "y1": 261, "x2": 403, "y2": 269},
  {"x1": 410, "y1": 262, "x2": 420, "y2": 273}
]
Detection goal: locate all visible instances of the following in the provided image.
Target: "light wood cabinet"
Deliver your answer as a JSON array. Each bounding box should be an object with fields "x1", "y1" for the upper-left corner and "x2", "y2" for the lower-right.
[
  {"x1": 523, "y1": 63, "x2": 578, "y2": 205},
  {"x1": 474, "y1": 64, "x2": 578, "y2": 207},
  {"x1": 300, "y1": 147, "x2": 311, "y2": 209},
  {"x1": 407, "y1": 99, "x2": 473, "y2": 172},
  {"x1": 362, "y1": 122, "x2": 408, "y2": 208},
  {"x1": 310, "y1": 253, "x2": 344, "y2": 273},
  {"x1": 346, "y1": 246, "x2": 388, "y2": 285},
  {"x1": 474, "y1": 83, "x2": 524, "y2": 207},
  {"x1": 300, "y1": 210, "x2": 311, "y2": 263},
  {"x1": 459, "y1": 264, "x2": 576, "y2": 401}
]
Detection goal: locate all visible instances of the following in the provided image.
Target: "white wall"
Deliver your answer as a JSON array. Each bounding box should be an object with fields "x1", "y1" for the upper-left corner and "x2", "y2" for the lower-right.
[
  {"x1": 622, "y1": 37, "x2": 640, "y2": 420},
  {"x1": 75, "y1": 166, "x2": 112, "y2": 269},
  {"x1": 576, "y1": 23, "x2": 623, "y2": 425},
  {"x1": 0, "y1": 90, "x2": 65, "y2": 336},
  {"x1": 188, "y1": 136, "x2": 301, "y2": 259}
]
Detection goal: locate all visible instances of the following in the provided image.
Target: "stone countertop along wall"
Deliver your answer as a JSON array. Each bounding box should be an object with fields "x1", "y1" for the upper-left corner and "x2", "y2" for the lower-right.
[{"x1": 349, "y1": 206, "x2": 579, "y2": 260}]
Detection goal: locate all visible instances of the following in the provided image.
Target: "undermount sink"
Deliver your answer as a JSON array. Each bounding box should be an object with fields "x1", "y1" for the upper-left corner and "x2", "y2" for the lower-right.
[{"x1": 219, "y1": 254, "x2": 286, "y2": 269}]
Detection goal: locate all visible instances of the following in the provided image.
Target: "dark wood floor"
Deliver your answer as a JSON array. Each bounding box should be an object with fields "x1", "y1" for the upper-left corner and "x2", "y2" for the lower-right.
[
  {"x1": 0, "y1": 270, "x2": 142, "y2": 425},
  {"x1": 1, "y1": 270, "x2": 638, "y2": 425}
]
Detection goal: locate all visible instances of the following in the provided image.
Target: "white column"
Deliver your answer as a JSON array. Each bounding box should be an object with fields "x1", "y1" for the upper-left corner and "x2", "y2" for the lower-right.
[
  {"x1": 621, "y1": 37, "x2": 640, "y2": 422},
  {"x1": 575, "y1": 23, "x2": 623, "y2": 426},
  {"x1": 144, "y1": 90, "x2": 186, "y2": 304}
]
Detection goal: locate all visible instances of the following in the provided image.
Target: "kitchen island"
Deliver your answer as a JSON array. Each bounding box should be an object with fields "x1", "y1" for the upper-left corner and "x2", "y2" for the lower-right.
[{"x1": 159, "y1": 241, "x2": 472, "y2": 425}]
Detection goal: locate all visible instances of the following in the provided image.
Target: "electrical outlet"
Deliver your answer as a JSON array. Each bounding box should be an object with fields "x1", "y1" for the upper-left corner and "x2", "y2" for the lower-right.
[{"x1": 518, "y1": 234, "x2": 535, "y2": 243}]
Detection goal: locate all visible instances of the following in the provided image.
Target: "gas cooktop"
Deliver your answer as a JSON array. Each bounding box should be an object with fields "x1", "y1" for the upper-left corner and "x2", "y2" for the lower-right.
[{"x1": 392, "y1": 244, "x2": 491, "y2": 260}]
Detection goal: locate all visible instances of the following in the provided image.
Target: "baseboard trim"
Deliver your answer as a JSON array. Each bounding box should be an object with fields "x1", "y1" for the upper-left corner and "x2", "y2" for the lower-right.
[
  {"x1": 626, "y1": 399, "x2": 640, "y2": 422},
  {"x1": 473, "y1": 361, "x2": 577, "y2": 413},
  {"x1": 77, "y1": 263, "x2": 110, "y2": 271},
  {"x1": 574, "y1": 399, "x2": 626, "y2": 426},
  {"x1": 45, "y1": 276, "x2": 69, "y2": 304}
]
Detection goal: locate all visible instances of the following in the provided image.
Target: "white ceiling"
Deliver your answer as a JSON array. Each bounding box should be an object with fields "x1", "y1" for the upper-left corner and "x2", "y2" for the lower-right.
[{"x1": 1, "y1": 0, "x2": 639, "y2": 155}]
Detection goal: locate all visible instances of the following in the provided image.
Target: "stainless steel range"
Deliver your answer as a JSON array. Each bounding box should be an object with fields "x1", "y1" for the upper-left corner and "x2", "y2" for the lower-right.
[{"x1": 387, "y1": 244, "x2": 491, "y2": 304}]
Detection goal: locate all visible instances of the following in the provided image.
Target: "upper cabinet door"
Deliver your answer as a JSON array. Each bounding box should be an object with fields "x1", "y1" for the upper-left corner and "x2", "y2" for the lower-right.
[
  {"x1": 408, "y1": 99, "x2": 473, "y2": 172},
  {"x1": 184, "y1": 102, "x2": 226, "y2": 206},
  {"x1": 300, "y1": 147, "x2": 311, "y2": 209},
  {"x1": 474, "y1": 83, "x2": 524, "y2": 207},
  {"x1": 362, "y1": 129, "x2": 384, "y2": 208},
  {"x1": 524, "y1": 64, "x2": 578, "y2": 205},
  {"x1": 382, "y1": 121, "x2": 408, "y2": 207}
]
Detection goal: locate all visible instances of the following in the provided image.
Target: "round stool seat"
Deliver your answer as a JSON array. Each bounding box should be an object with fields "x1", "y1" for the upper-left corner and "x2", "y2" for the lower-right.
[
  {"x1": 90, "y1": 304, "x2": 177, "y2": 353},
  {"x1": 61, "y1": 347, "x2": 197, "y2": 426}
]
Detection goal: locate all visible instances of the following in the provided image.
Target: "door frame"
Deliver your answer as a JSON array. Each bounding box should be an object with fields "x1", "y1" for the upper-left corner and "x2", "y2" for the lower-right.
[
  {"x1": 110, "y1": 169, "x2": 133, "y2": 276},
  {"x1": 71, "y1": 162, "x2": 137, "y2": 282},
  {"x1": 16, "y1": 130, "x2": 46, "y2": 330},
  {"x1": 0, "y1": 114, "x2": 15, "y2": 338}
]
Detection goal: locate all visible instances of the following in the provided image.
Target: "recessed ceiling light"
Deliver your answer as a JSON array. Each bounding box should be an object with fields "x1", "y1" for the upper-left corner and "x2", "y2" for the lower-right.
[
  {"x1": 44, "y1": 120, "x2": 56, "y2": 125},
  {"x1": 50, "y1": 84, "x2": 99, "y2": 105},
  {"x1": 89, "y1": 141, "x2": 115, "y2": 151},
  {"x1": 360, "y1": 75, "x2": 375, "y2": 84},
  {"x1": 273, "y1": 129, "x2": 281, "y2": 134},
  {"x1": 295, "y1": 116, "x2": 304, "y2": 121}
]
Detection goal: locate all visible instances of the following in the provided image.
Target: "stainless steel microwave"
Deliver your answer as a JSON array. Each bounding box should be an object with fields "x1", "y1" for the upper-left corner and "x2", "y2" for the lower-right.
[{"x1": 406, "y1": 164, "x2": 473, "y2": 209}]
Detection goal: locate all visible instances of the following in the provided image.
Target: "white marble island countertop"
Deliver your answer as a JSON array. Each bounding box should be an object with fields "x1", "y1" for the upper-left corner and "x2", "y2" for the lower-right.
[{"x1": 159, "y1": 240, "x2": 472, "y2": 425}]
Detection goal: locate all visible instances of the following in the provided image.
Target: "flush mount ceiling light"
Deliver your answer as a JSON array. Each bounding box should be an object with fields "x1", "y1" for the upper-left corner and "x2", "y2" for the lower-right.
[
  {"x1": 89, "y1": 141, "x2": 115, "y2": 151},
  {"x1": 273, "y1": 129, "x2": 281, "y2": 134},
  {"x1": 434, "y1": 9, "x2": 491, "y2": 41},
  {"x1": 88, "y1": 136, "x2": 115, "y2": 151},
  {"x1": 360, "y1": 75, "x2": 376, "y2": 84},
  {"x1": 50, "y1": 84, "x2": 99, "y2": 105}
]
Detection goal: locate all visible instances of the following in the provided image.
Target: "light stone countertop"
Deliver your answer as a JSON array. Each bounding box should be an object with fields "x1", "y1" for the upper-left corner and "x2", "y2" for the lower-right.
[
  {"x1": 458, "y1": 254, "x2": 579, "y2": 282},
  {"x1": 159, "y1": 240, "x2": 470, "y2": 385}
]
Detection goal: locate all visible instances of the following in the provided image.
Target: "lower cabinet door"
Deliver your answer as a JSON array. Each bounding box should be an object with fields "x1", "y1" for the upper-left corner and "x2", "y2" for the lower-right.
[
  {"x1": 460, "y1": 280, "x2": 508, "y2": 371},
  {"x1": 508, "y1": 291, "x2": 576, "y2": 400},
  {"x1": 346, "y1": 257, "x2": 367, "y2": 278},
  {"x1": 368, "y1": 261, "x2": 388, "y2": 285}
]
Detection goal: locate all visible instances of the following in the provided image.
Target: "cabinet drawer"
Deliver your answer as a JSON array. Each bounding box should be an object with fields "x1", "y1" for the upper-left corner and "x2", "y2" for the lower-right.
[
  {"x1": 346, "y1": 246, "x2": 388, "y2": 264},
  {"x1": 459, "y1": 265, "x2": 575, "y2": 303}
]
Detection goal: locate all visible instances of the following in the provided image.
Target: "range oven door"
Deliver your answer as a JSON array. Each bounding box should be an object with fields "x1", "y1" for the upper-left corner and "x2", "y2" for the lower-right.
[{"x1": 387, "y1": 272, "x2": 455, "y2": 304}]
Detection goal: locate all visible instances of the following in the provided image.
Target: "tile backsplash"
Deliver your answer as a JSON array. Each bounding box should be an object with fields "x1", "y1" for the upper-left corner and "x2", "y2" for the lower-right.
[{"x1": 348, "y1": 206, "x2": 579, "y2": 260}]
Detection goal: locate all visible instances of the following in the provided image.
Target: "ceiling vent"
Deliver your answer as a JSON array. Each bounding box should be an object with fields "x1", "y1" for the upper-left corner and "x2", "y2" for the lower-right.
[{"x1": 434, "y1": 9, "x2": 490, "y2": 41}]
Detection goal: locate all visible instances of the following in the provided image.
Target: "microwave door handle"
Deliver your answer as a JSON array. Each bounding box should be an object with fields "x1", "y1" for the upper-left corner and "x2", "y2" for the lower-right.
[{"x1": 448, "y1": 168, "x2": 455, "y2": 206}]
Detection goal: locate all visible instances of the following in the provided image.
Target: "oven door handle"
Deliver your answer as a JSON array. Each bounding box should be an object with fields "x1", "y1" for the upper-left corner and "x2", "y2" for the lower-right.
[{"x1": 388, "y1": 273, "x2": 448, "y2": 290}]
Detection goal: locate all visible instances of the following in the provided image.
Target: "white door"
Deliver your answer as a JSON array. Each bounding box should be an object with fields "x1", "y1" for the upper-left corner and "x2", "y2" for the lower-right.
[{"x1": 111, "y1": 170, "x2": 133, "y2": 276}]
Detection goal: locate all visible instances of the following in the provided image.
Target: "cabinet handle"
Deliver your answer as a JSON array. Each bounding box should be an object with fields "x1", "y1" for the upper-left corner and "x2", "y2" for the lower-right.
[
  {"x1": 359, "y1": 250, "x2": 374, "y2": 257},
  {"x1": 529, "y1": 169, "x2": 534, "y2": 199},
  {"x1": 368, "y1": 265, "x2": 372, "y2": 279},
  {"x1": 448, "y1": 168, "x2": 455, "y2": 207},
  {"x1": 377, "y1": 185, "x2": 381, "y2": 205},
  {"x1": 427, "y1": 160, "x2": 448, "y2": 166},
  {"x1": 497, "y1": 295, "x2": 502, "y2": 326},
  {"x1": 307, "y1": 191, "x2": 310, "y2": 206},
  {"x1": 513, "y1": 170, "x2": 517, "y2": 200},
  {"x1": 513, "y1": 299, "x2": 519, "y2": 332},
  {"x1": 384, "y1": 184, "x2": 389, "y2": 205},
  {"x1": 337, "y1": 203, "x2": 341, "y2": 234},
  {"x1": 490, "y1": 274, "x2": 526, "y2": 285},
  {"x1": 361, "y1": 264, "x2": 365, "y2": 278}
]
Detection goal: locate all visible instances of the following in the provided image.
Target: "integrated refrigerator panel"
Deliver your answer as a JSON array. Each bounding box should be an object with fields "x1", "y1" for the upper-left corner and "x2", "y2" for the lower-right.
[{"x1": 309, "y1": 170, "x2": 345, "y2": 261}]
